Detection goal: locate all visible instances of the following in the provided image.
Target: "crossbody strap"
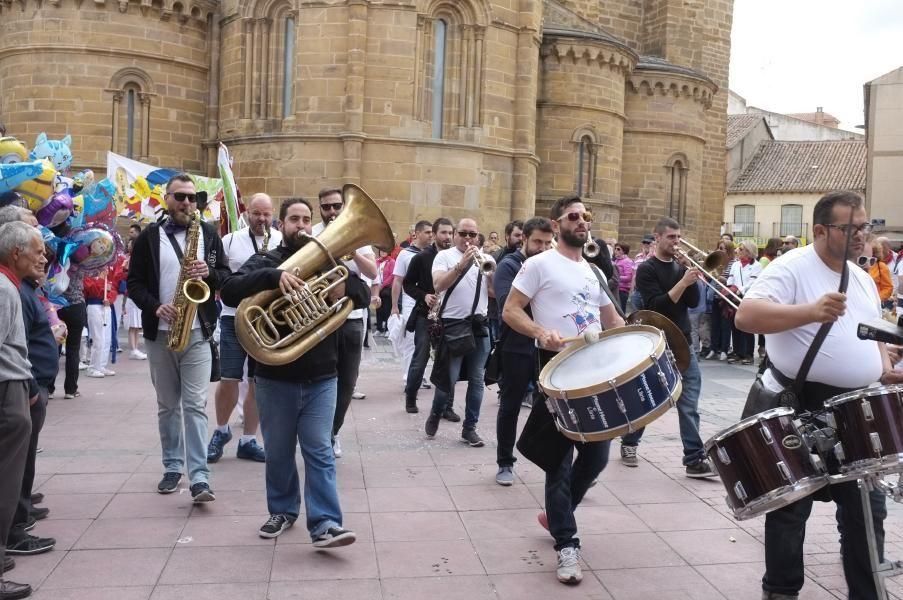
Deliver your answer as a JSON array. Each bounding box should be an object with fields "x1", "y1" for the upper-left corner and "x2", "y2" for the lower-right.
[{"x1": 588, "y1": 263, "x2": 626, "y2": 321}]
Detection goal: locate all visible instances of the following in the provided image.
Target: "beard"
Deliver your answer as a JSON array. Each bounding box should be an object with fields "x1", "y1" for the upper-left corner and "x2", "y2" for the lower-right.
[
  {"x1": 170, "y1": 209, "x2": 191, "y2": 226},
  {"x1": 559, "y1": 228, "x2": 586, "y2": 249},
  {"x1": 436, "y1": 238, "x2": 452, "y2": 250},
  {"x1": 284, "y1": 230, "x2": 308, "y2": 251}
]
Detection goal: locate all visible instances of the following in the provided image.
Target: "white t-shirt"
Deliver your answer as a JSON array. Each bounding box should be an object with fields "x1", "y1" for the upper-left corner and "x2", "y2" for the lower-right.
[
  {"x1": 312, "y1": 222, "x2": 374, "y2": 320},
  {"x1": 392, "y1": 246, "x2": 420, "y2": 313},
  {"x1": 432, "y1": 247, "x2": 489, "y2": 319},
  {"x1": 744, "y1": 244, "x2": 883, "y2": 389},
  {"x1": 511, "y1": 249, "x2": 610, "y2": 339},
  {"x1": 220, "y1": 227, "x2": 283, "y2": 317},
  {"x1": 727, "y1": 260, "x2": 762, "y2": 295},
  {"x1": 158, "y1": 228, "x2": 206, "y2": 331}
]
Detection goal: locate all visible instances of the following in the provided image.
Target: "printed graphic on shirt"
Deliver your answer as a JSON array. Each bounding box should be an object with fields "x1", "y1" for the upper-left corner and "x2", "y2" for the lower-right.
[{"x1": 562, "y1": 280, "x2": 600, "y2": 333}]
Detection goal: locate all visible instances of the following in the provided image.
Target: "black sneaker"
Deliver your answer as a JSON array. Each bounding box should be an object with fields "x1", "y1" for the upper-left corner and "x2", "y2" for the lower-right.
[
  {"x1": 686, "y1": 460, "x2": 718, "y2": 479},
  {"x1": 236, "y1": 439, "x2": 266, "y2": 462},
  {"x1": 21, "y1": 516, "x2": 36, "y2": 532},
  {"x1": 6, "y1": 534, "x2": 55, "y2": 555},
  {"x1": 2, "y1": 555, "x2": 14, "y2": 573},
  {"x1": 405, "y1": 400, "x2": 419, "y2": 414},
  {"x1": 190, "y1": 482, "x2": 216, "y2": 503},
  {"x1": 30, "y1": 492, "x2": 44, "y2": 505},
  {"x1": 206, "y1": 428, "x2": 233, "y2": 463},
  {"x1": 29, "y1": 506, "x2": 49, "y2": 521},
  {"x1": 157, "y1": 472, "x2": 182, "y2": 494},
  {"x1": 461, "y1": 429, "x2": 485, "y2": 448},
  {"x1": 259, "y1": 514, "x2": 295, "y2": 539},
  {"x1": 425, "y1": 412, "x2": 441, "y2": 438},
  {"x1": 312, "y1": 527, "x2": 356, "y2": 549},
  {"x1": 442, "y1": 408, "x2": 461, "y2": 422},
  {"x1": 0, "y1": 580, "x2": 30, "y2": 600}
]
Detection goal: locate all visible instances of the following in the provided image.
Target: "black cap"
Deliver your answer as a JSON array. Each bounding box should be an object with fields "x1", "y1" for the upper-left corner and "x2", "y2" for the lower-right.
[{"x1": 641, "y1": 234, "x2": 654, "y2": 244}]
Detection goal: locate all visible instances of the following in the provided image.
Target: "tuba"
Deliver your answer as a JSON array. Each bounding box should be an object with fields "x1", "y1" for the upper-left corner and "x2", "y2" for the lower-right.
[
  {"x1": 167, "y1": 211, "x2": 211, "y2": 352},
  {"x1": 235, "y1": 184, "x2": 394, "y2": 366}
]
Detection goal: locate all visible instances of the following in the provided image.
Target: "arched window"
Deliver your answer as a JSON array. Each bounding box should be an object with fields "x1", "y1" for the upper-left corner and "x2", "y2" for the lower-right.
[
  {"x1": 666, "y1": 155, "x2": 688, "y2": 223},
  {"x1": 108, "y1": 68, "x2": 154, "y2": 160},
  {"x1": 282, "y1": 16, "x2": 295, "y2": 119},
  {"x1": 243, "y1": 1, "x2": 295, "y2": 122},
  {"x1": 780, "y1": 204, "x2": 803, "y2": 237},
  {"x1": 430, "y1": 19, "x2": 448, "y2": 138},
  {"x1": 124, "y1": 86, "x2": 139, "y2": 158},
  {"x1": 576, "y1": 136, "x2": 596, "y2": 197},
  {"x1": 734, "y1": 204, "x2": 756, "y2": 237}
]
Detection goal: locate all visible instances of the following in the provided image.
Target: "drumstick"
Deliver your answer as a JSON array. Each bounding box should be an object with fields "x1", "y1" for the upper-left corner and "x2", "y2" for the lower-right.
[{"x1": 560, "y1": 331, "x2": 601, "y2": 345}]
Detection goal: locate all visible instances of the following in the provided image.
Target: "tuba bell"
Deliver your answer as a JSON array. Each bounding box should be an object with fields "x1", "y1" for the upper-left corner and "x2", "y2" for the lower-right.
[{"x1": 235, "y1": 184, "x2": 395, "y2": 365}]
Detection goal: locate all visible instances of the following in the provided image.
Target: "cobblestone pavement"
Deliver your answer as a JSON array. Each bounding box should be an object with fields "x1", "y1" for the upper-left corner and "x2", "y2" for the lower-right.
[{"x1": 15, "y1": 333, "x2": 903, "y2": 599}]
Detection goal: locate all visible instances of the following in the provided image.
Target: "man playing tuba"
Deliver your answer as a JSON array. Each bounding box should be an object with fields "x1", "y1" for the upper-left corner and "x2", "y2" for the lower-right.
[{"x1": 220, "y1": 197, "x2": 370, "y2": 546}]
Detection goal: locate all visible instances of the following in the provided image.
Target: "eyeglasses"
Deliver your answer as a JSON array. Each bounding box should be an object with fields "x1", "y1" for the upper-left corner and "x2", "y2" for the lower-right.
[
  {"x1": 320, "y1": 202, "x2": 343, "y2": 211},
  {"x1": 825, "y1": 223, "x2": 873, "y2": 236},
  {"x1": 457, "y1": 231, "x2": 479, "y2": 238},
  {"x1": 169, "y1": 192, "x2": 197, "y2": 203},
  {"x1": 857, "y1": 256, "x2": 878, "y2": 268},
  {"x1": 557, "y1": 211, "x2": 593, "y2": 223}
]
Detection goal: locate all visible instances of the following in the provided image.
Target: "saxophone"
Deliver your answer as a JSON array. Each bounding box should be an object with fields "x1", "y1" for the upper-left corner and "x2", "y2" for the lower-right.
[
  {"x1": 167, "y1": 211, "x2": 211, "y2": 352},
  {"x1": 261, "y1": 225, "x2": 271, "y2": 252}
]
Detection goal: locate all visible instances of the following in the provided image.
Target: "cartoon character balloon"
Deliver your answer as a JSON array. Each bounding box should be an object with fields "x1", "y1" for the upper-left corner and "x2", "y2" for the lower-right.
[
  {"x1": 16, "y1": 159, "x2": 57, "y2": 212},
  {"x1": 68, "y1": 225, "x2": 122, "y2": 275},
  {"x1": 0, "y1": 160, "x2": 46, "y2": 195},
  {"x1": 0, "y1": 136, "x2": 28, "y2": 164},
  {"x1": 30, "y1": 133, "x2": 73, "y2": 174},
  {"x1": 36, "y1": 192, "x2": 74, "y2": 228}
]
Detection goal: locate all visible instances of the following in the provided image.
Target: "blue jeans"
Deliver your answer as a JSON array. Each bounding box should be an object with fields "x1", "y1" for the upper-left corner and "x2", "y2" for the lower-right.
[
  {"x1": 546, "y1": 442, "x2": 610, "y2": 550},
  {"x1": 255, "y1": 376, "x2": 343, "y2": 539},
  {"x1": 430, "y1": 334, "x2": 490, "y2": 430},
  {"x1": 621, "y1": 352, "x2": 705, "y2": 466},
  {"x1": 146, "y1": 329, "x2": 211, "y2": 485}
]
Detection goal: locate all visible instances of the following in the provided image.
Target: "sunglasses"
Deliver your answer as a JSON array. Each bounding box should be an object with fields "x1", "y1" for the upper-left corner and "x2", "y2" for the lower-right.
[
  {"x1": 457, "y1": 231, "x2": 479, "y2": 238},
  {"x1": 320, "y1": 202, "x2": 343, "y2": 211},
  {"x1": 857, "y1": 256, "x2": 877, "y2": 268},
  {"x1": 169, "y1": 192, "x2": 197, "y2": 203},
  {"x1": 825, "y1": 223, "x2": 873, "y2": 236},
  {"x1": 558, "y1": 211, "x2": 593, "y2": 223}
]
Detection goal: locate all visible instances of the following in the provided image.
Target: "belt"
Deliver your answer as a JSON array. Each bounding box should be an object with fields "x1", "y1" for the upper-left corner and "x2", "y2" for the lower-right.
[{"x1": 768, "y1": 365, "x2": 858, "y2": 406}]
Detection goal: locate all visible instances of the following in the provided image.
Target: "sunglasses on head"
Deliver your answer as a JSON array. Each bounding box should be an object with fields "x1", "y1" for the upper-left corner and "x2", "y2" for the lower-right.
[
  {"x1": 558, "y1": 211, "x2": 593, "y2": 223},
  {"x1": 857, "y1": 256, "x2": 877, "y2": 268},
  {"x1": 169, "y1": 192, "x2": 197, "y2": 203},
  {"x1": 457, "y1": 231, "x2": 479, "y2": 238},
  {"x1": 320, "y1": 202, "x2": 343, "y2": 211}
]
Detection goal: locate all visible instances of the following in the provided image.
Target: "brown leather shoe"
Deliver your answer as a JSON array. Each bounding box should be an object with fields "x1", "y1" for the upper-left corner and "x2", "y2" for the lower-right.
[{"x1": 0, "y1": 579, "x2": 32, "y2": 600}]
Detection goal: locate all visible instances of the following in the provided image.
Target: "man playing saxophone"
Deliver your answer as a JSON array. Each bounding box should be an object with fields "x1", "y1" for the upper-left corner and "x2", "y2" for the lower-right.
[
  {"x1": 127, "y1": 174, "x2": 230, "y2": 502},
  {"x1": 221, "y1": 198, "x2": 370, "y2": 545}
]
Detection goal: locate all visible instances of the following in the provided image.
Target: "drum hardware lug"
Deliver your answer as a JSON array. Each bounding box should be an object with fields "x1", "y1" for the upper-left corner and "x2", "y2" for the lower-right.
[
  {"x1": 776, "y1": 461, "x2": 793, "y2": 482},
  {"x1": 825, "y1": 412, "x2": 837, "y2": 430},
  {"x1": 834, "y1": 442, "x2": 846, "y2": 462},
  {"x1": 870, "y1": 432, "x2": 883, "y2": 455},
  {"x1": 810, "y1": 453, "x2": 824, "y2": 472},
  {"x1": 760, "y1": 427, "x2": 774, "y2": 444},
  {"x1": 562, "y1": 390, "x2": 587, "y2": 444},
  {"x1": 608, "y1": 379, "x2": 633, "y2": 433},
  {"x1": 733, "y1": 481, "x2": 748, "y2": 502},
  {"x1": 861, "y1": 400, "x2": 875, "y2": 422},
  {"x1": 716, "y1": 446, "x2": 731, "y2": 465}
]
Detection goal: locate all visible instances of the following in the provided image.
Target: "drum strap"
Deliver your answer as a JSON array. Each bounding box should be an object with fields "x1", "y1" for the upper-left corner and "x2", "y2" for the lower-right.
[{"x1": 588, "y1": 264, "x2": 627, "y2": 321}]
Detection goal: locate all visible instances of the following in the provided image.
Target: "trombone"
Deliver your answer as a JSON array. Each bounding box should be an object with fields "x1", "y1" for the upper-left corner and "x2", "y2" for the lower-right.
[{"x1": 676, "y1": 239, "x2": 742, "y2": 310}]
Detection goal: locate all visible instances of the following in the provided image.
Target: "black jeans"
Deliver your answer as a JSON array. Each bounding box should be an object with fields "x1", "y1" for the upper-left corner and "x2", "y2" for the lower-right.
[
  {"x1": 763, "y1": 482, "x2": 886, "y2": 599},
  {"x1": 732, "y1": 326, "x2": 754, "y2": 359},
  {"x1": 332, "y1": 318, "x2": 364, "y2": 437},
  {"x1": 57, "y1": 302, "x2": 87, "y2": 394},
  {"x1": 403, "y1": 313, "x2": 432, "y2": 403},
  {"x1": 0, "y1": 380, "x2": 31, "y2": 566},
  {"x1": 546, "y1": 443, "x2": 610, "y2": 550},
  {"x1": 710, "y1": 305, "x2": 732, "y2": 354},
  {"x1": 375, "y1": 287, "x2": 392, "y2": 331},
  {"x1": 9, "y1": 386, "x2": 47, "y2": 539},
  {"x1": 496, "y1": 349, "x2": 534, "y2": 467}
]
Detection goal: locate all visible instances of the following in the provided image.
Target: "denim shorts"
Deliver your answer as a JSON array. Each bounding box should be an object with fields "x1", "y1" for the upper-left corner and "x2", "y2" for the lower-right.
[{"x1": 219, "y1": 316, "x2": 256, "y2": 380}]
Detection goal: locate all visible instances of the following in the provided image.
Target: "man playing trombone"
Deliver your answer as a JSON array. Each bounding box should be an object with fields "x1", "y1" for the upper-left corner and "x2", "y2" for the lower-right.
[{"x1": 619, "y1": 217, "x2": 717, "y2": 478}]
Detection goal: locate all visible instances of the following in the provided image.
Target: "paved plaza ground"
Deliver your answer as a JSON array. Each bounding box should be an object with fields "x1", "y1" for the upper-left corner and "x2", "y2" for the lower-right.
[{"x1": 14, "y1": 335, "x2": 903, "y2": 599}]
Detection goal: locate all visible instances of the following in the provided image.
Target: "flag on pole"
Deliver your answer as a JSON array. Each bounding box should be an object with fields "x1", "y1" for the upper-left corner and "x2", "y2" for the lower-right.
[{"x1": 217, "y1": 143, "x2": 240, "y2": 234}]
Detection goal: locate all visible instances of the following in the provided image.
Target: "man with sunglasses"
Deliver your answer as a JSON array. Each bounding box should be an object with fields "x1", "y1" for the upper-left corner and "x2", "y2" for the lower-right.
[
  {"x1": 782, "y1": 235, "x2": 800, "y2": 252},
  {"x1": 127, "y1": 174, "x2": 231, "y2": 502},
  {"x1": 737, "y1": 191, "x2": 903, "y2": 600},
  {"x1": 312, "y1": 188, "x2": 377, "y2": 459},
  {"x1": 425, "y1": 218, "x2": 492, "y2": 447},
  {"x1": 503, "y1": 196, "x2": 624, "y2": 585}
]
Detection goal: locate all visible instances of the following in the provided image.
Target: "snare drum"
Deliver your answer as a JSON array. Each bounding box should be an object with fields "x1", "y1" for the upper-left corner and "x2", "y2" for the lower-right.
[
  {"x1": 705, "y1": 407, "x2": 827, "y2": 520},
  {"x1": 537, "y1": 325, "x2": 681, "y2": 443},
  {"x1": 824, "y1": 384, "x2": 903, "y2": 482}
]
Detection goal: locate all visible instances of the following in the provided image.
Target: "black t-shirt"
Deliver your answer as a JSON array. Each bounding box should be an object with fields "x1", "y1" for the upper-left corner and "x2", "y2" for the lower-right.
[{"x1": 634, "y1": 256, "x2": 700, "y2": 341}]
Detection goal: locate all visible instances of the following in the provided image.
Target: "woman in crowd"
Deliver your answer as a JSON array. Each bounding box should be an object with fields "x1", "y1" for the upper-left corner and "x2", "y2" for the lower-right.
[
  {"x1": 374, "y1": 247, "x2": 396, "y2": 334},
  {"x1": 726, "y1": 240, "x2": 761, "y2": 365},
  {"x1": 863, "y1": 239, "x2": 894, "y2": 307},
  {"x1": 612, "y1": 242, "x2": 635, "y2": 312},
  {"x1": 707, "y1": 240, "x2": 735, "y2": 360}
]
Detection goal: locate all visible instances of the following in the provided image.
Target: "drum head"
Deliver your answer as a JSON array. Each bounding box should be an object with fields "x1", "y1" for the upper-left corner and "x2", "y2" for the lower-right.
[
  {"x1": 825, "y1": 384, "x2": 903, "y2": 408},
  {"x1": 541, "y1": 325, "x2": 664, "y2": 398}
]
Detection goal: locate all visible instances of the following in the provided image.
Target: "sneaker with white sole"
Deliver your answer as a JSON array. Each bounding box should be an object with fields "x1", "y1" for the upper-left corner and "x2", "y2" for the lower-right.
[
  {"x1": 556, "y1": 546, "x2": 583, "y2": 584},
  {"x1": 312, "y1": 527, "x2": 356, "y2": 548},
  {"x1": 620, "y1": 444, "x2": 639, "y2": 467},
  {"x1": 496, "y1": 466, "x2": 515, "y2": 486},
  {"x1": 259, "y1": 514, "x2": 294, "y2": 538},
  {"x1": 130, "y1": 350, "x2": 147, "y2": 360},
  {"x1": 86, "y1": 369, "x2": 105, "y2": 378},
  {"x1": 685, "y1": 459, "x2": 718, "y2": 479},
  {"x1": 102, "y1": 368, "x2": 116, "y2": 376},
  {"x1": 351, "y1": 391, "x2": 366, "y2": 399},
  {"x1": 78, "y1": 361, "x2": 89, "y2": 371},
  {"x1": 332, "y1": 436, "x2": 343, "y2": 458}
]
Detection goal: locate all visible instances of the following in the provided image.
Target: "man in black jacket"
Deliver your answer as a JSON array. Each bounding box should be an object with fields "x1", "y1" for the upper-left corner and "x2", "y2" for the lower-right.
[
  {"x1": 127, "y1": 174, "x2": 230, "y2": 502},
  {"x1": 401, "y1": 217, "x2": 453, "y2": 413},
  {"x1": 493, "y1": 217, "x2": 554, "y2": 486},
  {"x1": 221, "y1": 197, "x2": 369, "y2": 547}
]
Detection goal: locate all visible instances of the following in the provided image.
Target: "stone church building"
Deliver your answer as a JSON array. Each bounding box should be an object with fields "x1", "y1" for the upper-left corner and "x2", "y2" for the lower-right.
[{"x1": 0, "y1": 0, "x2": 733, "y2": 245}]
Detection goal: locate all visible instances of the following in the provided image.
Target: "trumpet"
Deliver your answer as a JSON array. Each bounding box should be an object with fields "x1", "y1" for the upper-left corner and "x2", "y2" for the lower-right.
[
  {"x1": 676, "y1": 239, "x2": 742, "y2": 310},
  {"x1": 583, "y1": 239, "x2": 600, "y2": 258},
  {"x1": 472, "y1": 248, "x2": 496, "y2": 275}
]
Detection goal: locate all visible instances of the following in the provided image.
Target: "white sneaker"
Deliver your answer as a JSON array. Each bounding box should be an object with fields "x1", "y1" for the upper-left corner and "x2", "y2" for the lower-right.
[
  {"x1": 332, "y1": 437, "x2": 343, "y2": 458},
  {"x1": 351, "y1": 391, "x2": 366, "y2": 400},
  {"x1": 86, "y1": 369, "x2": 105, "y2": 378},
  {"x1": 79, "y1": 362, "x2": 89, "y2": 371},
  {"x1": 718, "y1": 352, "x2": 727, "y2": 361},
  {"x1": 130, "y1": 350, "x2": 147, "y2": 360},
  {"x1": 556, "y1": 546, "x2": 583, "y2": 584},
  {"x1": 102, "y1": 368, "x2": 116, "y2": 376}
]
